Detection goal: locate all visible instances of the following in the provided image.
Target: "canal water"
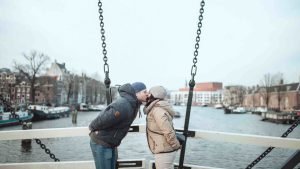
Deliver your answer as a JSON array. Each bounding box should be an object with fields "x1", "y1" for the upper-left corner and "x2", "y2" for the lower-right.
[{"x1": 0, "y1": 106, "x2": 300, "y2": 169}]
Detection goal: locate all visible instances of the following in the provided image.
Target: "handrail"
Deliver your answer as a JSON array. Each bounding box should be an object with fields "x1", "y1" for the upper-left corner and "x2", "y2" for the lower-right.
[
  {"x1": 0, "y1": 160, "x2": 224, "y2": 169},
  {"x1": 0, "y1": 159, "x2": 146, "y2": 169},
  {"x1": 0, "y1": 124, "x2": 299, "y2": 149}
]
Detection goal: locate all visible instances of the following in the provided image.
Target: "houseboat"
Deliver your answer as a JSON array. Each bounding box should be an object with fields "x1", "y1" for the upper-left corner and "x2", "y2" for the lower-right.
[
  {"x1": 27, "y1": 105, "x2": 70, "y2": 121},
  {"x1": 261, "y1": 111, "x2": 300, "y2": 124},
  {"x1": 0, "y1": 107, "x2": 33, "y2": 127}
]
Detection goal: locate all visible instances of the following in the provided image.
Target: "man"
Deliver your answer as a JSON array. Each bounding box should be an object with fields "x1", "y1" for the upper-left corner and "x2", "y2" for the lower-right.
[{"x1": 89, "y1": 82, "x2": 148, "y2": 169}]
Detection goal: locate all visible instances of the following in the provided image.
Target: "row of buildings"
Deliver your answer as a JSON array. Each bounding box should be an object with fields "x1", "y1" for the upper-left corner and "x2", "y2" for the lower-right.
[
  {"x1": 169, "y1": 81, "x2": 300, "y2": 111},
  {"x1": 1, "y1": 62, "x2": 300, "y2": 111},
  {"x1": 0, "y1": 61, "x2": 106, "y2": 107}
]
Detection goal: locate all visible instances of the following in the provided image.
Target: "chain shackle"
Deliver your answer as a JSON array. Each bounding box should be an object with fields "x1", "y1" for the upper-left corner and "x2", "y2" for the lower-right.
[
  {"x1": 245, "y1": 118, "x2": 300, "y2": 169},
  {"x1": 35, "y1": 139, "x2": 60, "y2": 162},
  {"x1": 190, "y1": 0, "x2": 205, "y2": 78},
  {"x1": 191, "y1": 65, "x2": 197, "y2": 77}
]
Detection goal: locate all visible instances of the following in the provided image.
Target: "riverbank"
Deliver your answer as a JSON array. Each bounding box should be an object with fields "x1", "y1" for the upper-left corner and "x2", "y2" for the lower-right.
[{"x1": 0, "y1": 106, "x2": 299, "y2": 168}]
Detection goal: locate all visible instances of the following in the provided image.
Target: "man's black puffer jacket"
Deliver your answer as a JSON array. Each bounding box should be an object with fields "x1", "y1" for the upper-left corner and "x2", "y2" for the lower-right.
[{"x1": 89, "y1": 83, "x2": 139, "y2": 147}]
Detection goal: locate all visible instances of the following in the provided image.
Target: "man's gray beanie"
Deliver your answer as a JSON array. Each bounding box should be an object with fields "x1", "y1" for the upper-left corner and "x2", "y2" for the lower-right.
[
  {"x1": 131, "y1": 82, "x2": 146, "y2": 93},
  {"x1": 149, "y1": 86, "x2": 167, "y2": 99}
]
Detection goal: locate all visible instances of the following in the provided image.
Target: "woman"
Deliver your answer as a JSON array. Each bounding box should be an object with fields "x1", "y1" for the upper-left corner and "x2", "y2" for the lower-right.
[{"x1": 143, "y1": 86, "x2": 181, "y2": 169}]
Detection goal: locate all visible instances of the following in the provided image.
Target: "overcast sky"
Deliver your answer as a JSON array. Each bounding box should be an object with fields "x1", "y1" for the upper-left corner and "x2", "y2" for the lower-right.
[{"x1": 0, "y1": 0, "x2": 300, "y2": 90}]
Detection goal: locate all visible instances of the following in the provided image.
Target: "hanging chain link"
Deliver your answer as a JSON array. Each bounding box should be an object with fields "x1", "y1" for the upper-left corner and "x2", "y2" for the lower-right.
[
  {"x1": 98, "y1": 0, "x2": 109, "y2": 75},
  {"x1": 190, "y1": 0, "x2": 205, "y2": 80},
  {"x1": 179, "y1": 1, "x2": 206, "y2": 169},
  {"x1": 35, "y1": 139, "x2": 60, "y2": 162},
  {"x1": 98, "y1": 0, "x2": 112, "y2": 104},
  {"x1": 98, "y1": 0, "x2": 111, "y2": 88},
  {"x1": 245, "y1": 118, "x2": 300, "y2": 169}
]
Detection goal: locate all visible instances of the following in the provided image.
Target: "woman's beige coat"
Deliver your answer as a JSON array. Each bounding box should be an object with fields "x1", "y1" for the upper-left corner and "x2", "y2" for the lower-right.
[{"x1": 144, "y1": 100, "x2": 181, "y2": 154}]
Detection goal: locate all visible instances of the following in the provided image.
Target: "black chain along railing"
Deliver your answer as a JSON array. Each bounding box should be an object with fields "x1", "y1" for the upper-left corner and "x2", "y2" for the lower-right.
[
  {"x1": 35, "y1": 139, "x2": 60, "y2": 162},
  {"x1": 245, "y1": 118, "x2": 300, "y2": 169},
  {"x1": 2, "y1": 95, "x2": 60, "y2": 162}
]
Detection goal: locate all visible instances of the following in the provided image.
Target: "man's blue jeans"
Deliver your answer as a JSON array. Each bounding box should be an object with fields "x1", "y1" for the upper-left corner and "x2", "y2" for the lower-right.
[{"x1": 90, "y1": 139, "x2": 117, "y2": 169}]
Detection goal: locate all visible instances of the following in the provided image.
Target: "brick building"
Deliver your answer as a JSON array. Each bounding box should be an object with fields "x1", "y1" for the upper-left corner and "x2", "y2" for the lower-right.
[
  {"x1": 243, "y1": 82, "x2": 300, "y2": 111},
  {"x1": 13, "y1": 80, "x2": 30, "y2": 105},
  {"x1": 0, "y1": 68, "x2": 16, "y2": 102},
  {"x1": 46, "y1": 61, "x2": 70, "y2": 105},
  {"x1": 33, "y1": 76, "x2": 58, "y2": 105}
]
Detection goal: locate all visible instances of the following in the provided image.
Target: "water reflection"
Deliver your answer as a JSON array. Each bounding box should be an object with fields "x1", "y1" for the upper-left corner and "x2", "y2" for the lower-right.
[{"x1": 0, "y1": 106, "x2": 299, "y2": 169}]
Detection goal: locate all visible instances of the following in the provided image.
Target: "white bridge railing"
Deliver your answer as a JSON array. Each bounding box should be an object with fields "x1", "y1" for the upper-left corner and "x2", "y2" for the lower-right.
[{"x1": 0, "y1": 124, "x2": 300, "y2": 169}]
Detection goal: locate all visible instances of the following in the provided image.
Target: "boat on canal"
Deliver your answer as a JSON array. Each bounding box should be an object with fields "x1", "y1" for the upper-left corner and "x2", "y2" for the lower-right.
[
  {"x1": 261, "y1": 111, "x2": 300, "y2": 124},
  {"x1": 88, "y1": 104, "x2": 106, "y2": 111},
  {"x1": 0, "y1": 109, "x2": 33, "y2": 127},
  {"x1": 27, "y1": 105, "x2": 70, "y2": 121}
]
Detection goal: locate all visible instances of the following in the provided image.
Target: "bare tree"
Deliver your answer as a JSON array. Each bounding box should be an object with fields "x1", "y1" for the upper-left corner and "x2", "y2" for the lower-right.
[
  {"x1": 236, "y1": 86, "x2": 247, "y2": 106},
  {"x1": 259, "y1": 73, "x2": 273, "y2": 108},
  {"x1": 14, "y1": 50, "x2": 50, "y2": 104},
  {"x1": 98, "y1": 81, "x2": 106, "y2": 104},
  {"x1": 64, "y1": 73, "x2": 75, "y2": 105},
  {"x1": 91, "y1": 79, "x2": 100, "y2": 104},
  {"x1": 223, "y1": 86, "x2": 235, "y2": 107},
  {"x1": 273, "y1": 73, "x2": 284, "y2": 111},
  {"x1": 72, "y1": 74, "x2": 81, "y2": 104},
  {"x1": 259, "y1": 73, "x2": 283, "y2": 109},
  {"x1": 91, "y1": 72, "x2": 105, "y2": 104},
  {"x1": 86, "y1": 77, "x2": 93, "y2": 104}
]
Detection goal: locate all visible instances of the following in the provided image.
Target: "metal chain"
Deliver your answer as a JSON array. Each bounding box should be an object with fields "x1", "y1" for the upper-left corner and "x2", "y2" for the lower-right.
[
  {"x1": 179, "y1": 1, "x2": 205, "y2": 169},
  {"x1": 98, "y1": 0, "x2": 110, "y2": 82},
  {"x1": 245, "y1": 118, "x2": 300, "y2": 169},
  {"x1": 98, "y1": 0, "x2": 109, "y2": 76},
  {"x1": 98, "y1": 0, "x2": 112, "y2": 104},
  {"x1": 1, "y1": 86, "x2": 60, "y2": 162},
  {"x1": 190, "y1": 0, "x2": 205, "y2": 79},
  {"x1": 35, "y1": 139, "x2": 60, "y2": 162}
]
